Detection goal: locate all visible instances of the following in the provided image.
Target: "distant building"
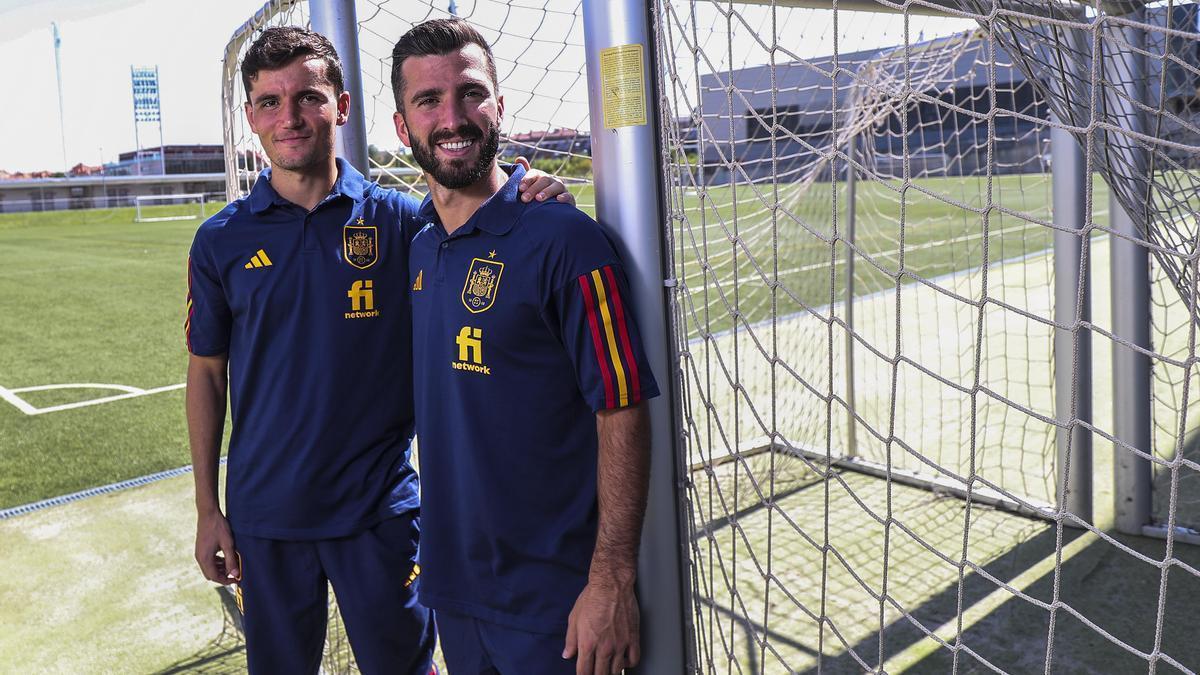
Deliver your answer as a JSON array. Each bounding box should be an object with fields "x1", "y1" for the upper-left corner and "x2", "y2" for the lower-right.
[
  {"x1": 68, "y1": 163, "x2": 104, "y2": 177},
  {"x1": 0, "y1": 161, "x2": 413, "y2": 214},
  {"x1": 0, "y1": 173, "x2": 225, "y2": 214},
  {"x1": 502, "y1": 127, "x2": 590, "y2": 161},
  {"x1": 1, "y1": 170, "x2": 58, "y2": 180},
  {"x1": 103, "y1": 144, "x2": 227, "y2": 176},
  {"x1": 0, "y1": 144, "x2": 235, "y2": 213},
  {"x1": 692, "y1": 5, "x2": 1200, "y2": 185}
]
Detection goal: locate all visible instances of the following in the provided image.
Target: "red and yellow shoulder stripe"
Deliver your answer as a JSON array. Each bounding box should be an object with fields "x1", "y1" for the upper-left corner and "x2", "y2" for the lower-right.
[
  {"x1": 184, "y1": 256, "x2": 195, "y2": 352},
  {"x1": 578, "y1": 265, "x2": 642, "y2": 408}
]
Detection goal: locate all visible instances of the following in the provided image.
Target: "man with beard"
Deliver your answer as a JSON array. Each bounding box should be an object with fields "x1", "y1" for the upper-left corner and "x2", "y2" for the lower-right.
[
  {"x1": 392, "y1": 19, "x2": 659, "y2": 675},
  {"x1": 185, "y1": 26, "x2": 572, "y2": 674}
]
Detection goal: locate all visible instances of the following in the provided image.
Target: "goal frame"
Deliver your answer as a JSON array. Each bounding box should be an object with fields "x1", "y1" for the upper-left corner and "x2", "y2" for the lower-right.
[
  {"x1": 708, "y1": 0, "x2": 1172, "y2": 542},
  {"x1": 133, "y1": 193, "x2": 207, "y2": 223}
]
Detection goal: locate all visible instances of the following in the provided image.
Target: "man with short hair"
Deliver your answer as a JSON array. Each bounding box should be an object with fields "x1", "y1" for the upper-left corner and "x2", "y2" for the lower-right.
[
  {"x1": 185, "y1": 26, "x2": 572, "y2": 674},
  {"x1": 392, "y1": 18, "x2": 658, "y2": 675}
]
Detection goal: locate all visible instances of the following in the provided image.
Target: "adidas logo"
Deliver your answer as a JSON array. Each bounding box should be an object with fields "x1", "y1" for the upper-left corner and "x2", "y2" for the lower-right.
[
  {"x1": 413, "y1": 270, "x2": 423, "y2": 291},
  {"x1": 244, "y1": 249, "x2": 273, "y2": 269}
]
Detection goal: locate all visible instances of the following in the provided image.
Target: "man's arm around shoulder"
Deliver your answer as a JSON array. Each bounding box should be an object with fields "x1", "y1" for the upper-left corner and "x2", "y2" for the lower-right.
[
  {"x1": 564, "y1": 402, "x2": 651, "y2": 675},
  {"x1": 186, "y1": 353, "x2": 240, "y2": 584}
]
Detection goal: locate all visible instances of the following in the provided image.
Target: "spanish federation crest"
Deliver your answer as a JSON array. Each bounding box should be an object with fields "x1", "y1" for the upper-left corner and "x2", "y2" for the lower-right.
[
  {"x1": 461, "y1": 257, "x2": 504, "y2": 313},
  {"x1": 343, "y1": 224, "x2": 378, "y2": 269}
]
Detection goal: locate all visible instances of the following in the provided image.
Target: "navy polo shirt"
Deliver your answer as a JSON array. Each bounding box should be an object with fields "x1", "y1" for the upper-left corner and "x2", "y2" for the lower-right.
[
  {"x1": 186, "y1": 159, "x2": 422, "y2": 539},
  {"x1": 409, "y1": 166, "x2": 660, "y2": 633}
]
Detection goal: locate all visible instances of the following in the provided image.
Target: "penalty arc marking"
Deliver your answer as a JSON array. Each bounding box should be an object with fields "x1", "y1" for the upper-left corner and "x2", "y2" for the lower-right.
[{"x1": 0, "y1": 382, "x2": 186, "y2": 416}]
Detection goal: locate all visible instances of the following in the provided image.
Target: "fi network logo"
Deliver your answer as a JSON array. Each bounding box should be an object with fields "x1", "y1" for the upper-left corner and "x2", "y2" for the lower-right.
[
  {"x1": 345, "y1": 280, "x2": 380, "y2": 319},
  {"x1": 453, "y1": 326, "x2": 490, "y2": 375}
]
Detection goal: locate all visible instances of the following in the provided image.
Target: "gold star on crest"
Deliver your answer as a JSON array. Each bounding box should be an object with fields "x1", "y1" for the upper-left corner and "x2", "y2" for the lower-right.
[
  {"x1": 356, "y1": 217, "x2": 365, "y2": 225},
  {"x1": 488, "y1": 250, "x2": 497, "y2": 259}
]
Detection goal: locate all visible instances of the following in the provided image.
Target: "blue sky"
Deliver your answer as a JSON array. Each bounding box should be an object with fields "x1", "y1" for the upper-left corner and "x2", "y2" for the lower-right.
[{"x1": 0, "y1": 0, "x2": 263, "y2": 172}]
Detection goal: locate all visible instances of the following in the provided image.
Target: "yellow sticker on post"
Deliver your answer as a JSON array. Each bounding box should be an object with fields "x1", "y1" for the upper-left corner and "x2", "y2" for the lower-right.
[{"x1": 599, "y1": 44, "x2": 647, "y2": 129}]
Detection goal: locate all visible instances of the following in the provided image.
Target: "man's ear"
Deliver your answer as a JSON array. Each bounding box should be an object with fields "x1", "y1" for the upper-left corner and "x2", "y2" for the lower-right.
[
  {"x1": 244, "y1": 102, "x2": 258, "y2": 134},
  {"x1": 496, "y1": 94, "x2": 504, "y2": 125},
  {"x1": 336, "y1": 91, "x2": 351, "y2": 126},
  {"x1": 393, "y1": 110, "x2": 411, "y2": 147}
]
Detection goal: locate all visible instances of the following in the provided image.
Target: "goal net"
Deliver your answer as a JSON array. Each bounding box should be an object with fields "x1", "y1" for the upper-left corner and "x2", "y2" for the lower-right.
[
  {"x1": 133, "y1": 193, "x2": 206, "y2": 223},
  {"x1": 658, "y1": 0, "x2": 1200, "y2": 671},
  {"x1": 220, "y1": 0, "x2": 1200, "y2": 672},
  {"x1": 948, "y1": 0, "x2": 1200, "y2": 548}
]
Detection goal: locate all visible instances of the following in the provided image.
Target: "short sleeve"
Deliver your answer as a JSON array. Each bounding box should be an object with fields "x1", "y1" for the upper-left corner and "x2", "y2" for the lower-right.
[
  {"x1": 554, "y1": 262, "x2": 660, "y2": 412},
  {"x1": 185, "y1": 233, "x2": 231, "y2": 356},
  {"x1": 383, "y1": 187, "x2": 425, "y2": 241}
]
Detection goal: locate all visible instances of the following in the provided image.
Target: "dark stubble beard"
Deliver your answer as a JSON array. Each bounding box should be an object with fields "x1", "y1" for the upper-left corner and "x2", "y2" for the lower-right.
[
  {"x1": 269, "y1": 130, "x2": 334, "y2": 173},
  {"x1": 407, "y1": 119, "x2": 501, "y2": 190}
]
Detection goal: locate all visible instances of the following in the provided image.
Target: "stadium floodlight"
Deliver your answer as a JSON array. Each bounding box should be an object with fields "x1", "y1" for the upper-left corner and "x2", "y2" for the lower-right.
[{"x1": 133, "y1": 193, "x2": 206, "y2": 223}]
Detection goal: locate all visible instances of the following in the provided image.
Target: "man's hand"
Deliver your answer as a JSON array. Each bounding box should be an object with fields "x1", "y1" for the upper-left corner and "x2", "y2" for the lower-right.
[
  {"x1": 195, "y1": 509, "x2": 241, "y2": 584},
  {"x1": 513, "y1": 156, "x2": 577, "y2": 206},
  {"x1": 187, "y1": 352, "x2": 235, "y2": 584},
  {"x1": 564, "y1": 402, "x2": 650, "y2": 673},
  {"x1": 563, "y1": 576, "x2": 641, "y2": 675}
]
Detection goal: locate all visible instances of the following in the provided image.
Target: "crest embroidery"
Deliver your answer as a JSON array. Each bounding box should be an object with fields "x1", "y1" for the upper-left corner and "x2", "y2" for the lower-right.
[
  {"x1": 343, "y1": 225, "x2": 378, "y2": 269},
  {"x1": 461, "y1": 257, "x2": 504, "y2": 313}
]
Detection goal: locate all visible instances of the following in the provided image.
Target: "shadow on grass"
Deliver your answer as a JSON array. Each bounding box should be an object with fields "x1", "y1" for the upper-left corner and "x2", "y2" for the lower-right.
[
  {"x1": 152, "y1": 589, "x2": 246, "y2": 674},
  {"x1": 1153, "y1": 429, "x2": 1200, "y2": 533},
  {"x1": 689, "y1": 452, "x2": 1200, "y2": 673},
  {"x1": 800, "y1": 525, "x2": 1200, "y2": 673},
  {"x1": 156, "y1": 586, "x2": 446, "y2": 674}
]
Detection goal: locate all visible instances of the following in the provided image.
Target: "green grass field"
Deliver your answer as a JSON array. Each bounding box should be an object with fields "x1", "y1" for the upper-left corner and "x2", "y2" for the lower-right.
[
  {"x1": 2, "y1": 172, "x2": 1199, "y2": 672},
  {"x1": 0, "y1": 174, "x2": 1069, "y2": 510},
  {"x1": 670, "y1": 172, "x2": 1081, "y2": 338},
  {"x1": 0, "y1": 205, "x2": 225, "y2": 509}
]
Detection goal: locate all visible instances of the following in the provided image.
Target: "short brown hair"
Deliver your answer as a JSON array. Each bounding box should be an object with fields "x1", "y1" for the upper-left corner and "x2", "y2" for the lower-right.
[
  {"x1": 390, "y1": 18, "x2": 498, "y2": 111},
  {"x1": 242, "y1": 26, "x2": 345, "y2": 98}
]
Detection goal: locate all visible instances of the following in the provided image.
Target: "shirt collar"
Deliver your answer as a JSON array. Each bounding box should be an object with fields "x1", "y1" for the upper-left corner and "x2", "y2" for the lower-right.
[
  {"x1": 415, "y1": 164, "x2": 528, "y2": 237},
  {"x1": 247, "y1": 157, "x2": 369, "y2": 214},
  {"x1": 330, "y1": 157, "x2": 369, "y2": 202}
]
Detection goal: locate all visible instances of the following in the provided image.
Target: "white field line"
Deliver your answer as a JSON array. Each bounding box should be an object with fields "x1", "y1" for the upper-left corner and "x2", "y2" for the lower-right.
[
  {"x1": 0, "y1": 384, "x2": 37, "y2": 415},
  {"x1": 881, "y1": 529, "x2": 1098, "y2": 672},
  {"x1": 0, "y1": 382, "x2": 185, "y2": 416}
]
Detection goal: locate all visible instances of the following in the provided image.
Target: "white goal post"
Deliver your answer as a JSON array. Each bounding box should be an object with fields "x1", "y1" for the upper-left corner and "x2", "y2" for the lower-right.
[{"x1": 133, "y1": 193, "x2": 207, "y2": 223}]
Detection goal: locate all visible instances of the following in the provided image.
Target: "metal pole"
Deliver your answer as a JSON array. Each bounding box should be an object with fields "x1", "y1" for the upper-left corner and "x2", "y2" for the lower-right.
[
  {"x1": 1104, "y1": 11, "x2": 1152, "y2": 534},
  {"x1": 845, "y1": 134, "x2": 857, "y2": 458},
  {"x1": 52, "y1": 23, "x2": 68, "y2": 175},
  {"x1": 157, "y1": 67, "x2": 166, "y2": 176},
  {"x1": 1051, "y1": 110, "x2": 1092, "y2": 525},
  {"x1": 309, "y1": 0, "x2": 370, "y2": 176},
  {"x1": 581, "y1": 1, "x2": 688, "y2": 672},
  {"x1": 131, "y1": 66, "x2": 140, "y2": 177}
]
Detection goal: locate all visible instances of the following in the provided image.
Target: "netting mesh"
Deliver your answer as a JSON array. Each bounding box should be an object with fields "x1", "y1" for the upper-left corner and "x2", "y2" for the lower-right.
[
  {"x1": 354, "y1": 0, "x2": 594, "y2": 202},
  {"x1": 656, "y1": 0, "x2": 1200, "y2": 671},
  {"x1": 219, "y1": 0, "x2": 1200, "y2": 671},
  {"x1": 950, "y1": 0, "x2": 1200, "y2": 592}
]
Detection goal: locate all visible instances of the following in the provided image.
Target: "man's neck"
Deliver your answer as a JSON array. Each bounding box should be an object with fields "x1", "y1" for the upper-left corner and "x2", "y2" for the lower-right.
[
  {"x1": 269, "y1": 158, "x2": 339, "y2": 212},
  {"x1": 426, "y1": 164, "x2": 510, "y2": 235}
]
